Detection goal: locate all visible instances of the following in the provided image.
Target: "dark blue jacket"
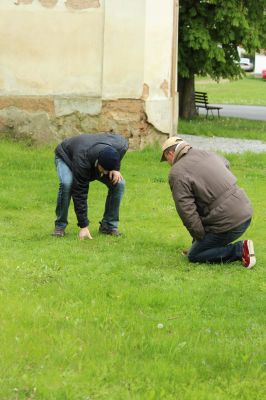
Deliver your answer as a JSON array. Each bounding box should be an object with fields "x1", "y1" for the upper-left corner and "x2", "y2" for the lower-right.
[{"x1": 55, "y1": 133, "x2": 128, "y2": 228}]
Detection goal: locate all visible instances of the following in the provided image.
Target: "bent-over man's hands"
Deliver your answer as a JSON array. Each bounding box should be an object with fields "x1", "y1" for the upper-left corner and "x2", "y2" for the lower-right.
[
  {"x1": 109, "y1": 170, "x2": 123, "y2": 184},
  {"x1": 79, "y1": 227, "x2": 93, "y2": 240}
]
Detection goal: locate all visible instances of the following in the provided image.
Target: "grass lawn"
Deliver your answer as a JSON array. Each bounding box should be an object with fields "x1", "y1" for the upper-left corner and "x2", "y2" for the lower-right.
[
  {"x1": 195, "y1": 75, "x2": 266, "y2": 106},
  {"x1": 179, "y1": 116, "x2": 266, "y2": 142},
  {"x1": 0, "y1": 139, "x2": 265, "y2": 399},
  {"x1": 180, "y1": 75, "x2": 266, "y2": 142}
]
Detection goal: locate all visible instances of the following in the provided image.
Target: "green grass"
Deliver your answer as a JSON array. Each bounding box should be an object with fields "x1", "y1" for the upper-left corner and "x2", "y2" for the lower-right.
[
  {"x1": 180, "y1": 75, "x2": 266, "y2": 141},
  {"x1": 195, "y1": 75, "x2": 266, "y2": 106},
  {"x1": 179, "y1": 116, "x2": 266, "y2": 142},
  {"x1": 0, "y1": 139, "x2": 265, "y2": 399}
]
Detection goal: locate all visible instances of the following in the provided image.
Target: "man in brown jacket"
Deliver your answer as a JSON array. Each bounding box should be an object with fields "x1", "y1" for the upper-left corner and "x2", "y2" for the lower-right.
[{"x1": 161, "y1": 136, "x2": 256, "y2": 268}]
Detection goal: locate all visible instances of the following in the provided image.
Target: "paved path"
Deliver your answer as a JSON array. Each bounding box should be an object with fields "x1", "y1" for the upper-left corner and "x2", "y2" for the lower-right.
[
  {"x1": 180, "y1": 134, "x2": 266, "y2": 154},
  {"x1": 199, "y1": 104, "x2": 266, "y2": 120}
]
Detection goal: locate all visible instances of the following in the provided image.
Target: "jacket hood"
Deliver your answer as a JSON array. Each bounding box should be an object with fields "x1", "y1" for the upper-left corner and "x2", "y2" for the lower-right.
[{"x1": 172, "y1": 141, "x2": 192, "y2": 164}]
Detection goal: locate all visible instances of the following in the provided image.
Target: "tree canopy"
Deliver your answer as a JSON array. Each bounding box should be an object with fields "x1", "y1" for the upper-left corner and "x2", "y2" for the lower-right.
[{"x1": 178, "y1": 0, "x2": 266, "y2": 118}]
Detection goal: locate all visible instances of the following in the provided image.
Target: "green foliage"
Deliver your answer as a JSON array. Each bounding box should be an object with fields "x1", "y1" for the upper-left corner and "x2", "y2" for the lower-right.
[
  {"x1": 0, "y1": 139, "x2": 265, "y2": 399},
  {"x1": 179, "y1": 0, "x2": 266, "y2": 80}
]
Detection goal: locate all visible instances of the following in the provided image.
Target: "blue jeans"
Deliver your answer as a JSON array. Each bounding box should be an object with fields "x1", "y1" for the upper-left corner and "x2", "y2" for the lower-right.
[
  {"x1": 188, "y1": 219, "x2": 251, "y2": 264},
  {"x1": 54, "y1": 156, "x2": 125, "y2": 230}
]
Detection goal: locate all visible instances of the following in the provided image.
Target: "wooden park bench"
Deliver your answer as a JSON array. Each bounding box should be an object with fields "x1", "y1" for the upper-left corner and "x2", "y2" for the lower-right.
[{"x1": 194, "y1": 91, "x2": 222, "y2": 118}]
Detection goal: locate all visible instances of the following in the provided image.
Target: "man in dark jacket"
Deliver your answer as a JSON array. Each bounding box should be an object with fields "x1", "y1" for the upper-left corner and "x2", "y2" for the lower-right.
[
  {"x1": 52, "y1": 132, "x2": 128, "y2": 239},
  {"x1": 161, "y1": 136, "x2": 256, "y2": 268}
]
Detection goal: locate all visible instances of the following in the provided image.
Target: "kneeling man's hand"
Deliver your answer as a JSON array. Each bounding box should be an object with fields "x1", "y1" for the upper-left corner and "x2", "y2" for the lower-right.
[
  {"x1": 79, "y1": 227, "x2": 93, "y2": 240},
  {"x1": 109, "y1": 170, "x2": 123, "y2": 184}
]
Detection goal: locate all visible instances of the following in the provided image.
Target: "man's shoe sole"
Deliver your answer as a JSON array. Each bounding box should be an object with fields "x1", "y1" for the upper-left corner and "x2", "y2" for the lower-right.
[{"x1": 242, "y1": 240, "x2": 256, "y2": 269}]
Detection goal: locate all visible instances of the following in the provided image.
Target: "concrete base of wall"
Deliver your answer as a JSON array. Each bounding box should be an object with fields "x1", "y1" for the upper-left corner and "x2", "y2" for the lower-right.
[{"x1": 0, "y1": 96, "x2": 168, "y2": 148}]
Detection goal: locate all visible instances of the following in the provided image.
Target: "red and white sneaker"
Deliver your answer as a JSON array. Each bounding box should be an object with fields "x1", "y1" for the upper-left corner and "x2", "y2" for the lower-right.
[{"x1": 242, "y1": 240, "x2": 256, "y2": 269}]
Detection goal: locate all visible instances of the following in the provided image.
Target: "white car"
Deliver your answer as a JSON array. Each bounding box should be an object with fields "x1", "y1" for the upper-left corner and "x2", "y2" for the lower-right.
[{"x1": 239, "y1": 57, "x2": 254, "y2": 72}]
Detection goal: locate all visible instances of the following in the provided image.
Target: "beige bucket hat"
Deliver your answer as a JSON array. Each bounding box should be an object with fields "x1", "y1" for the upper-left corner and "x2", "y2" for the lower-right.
[{"x1": 160, "y1": 136, "x2": 184, "y2": 161}]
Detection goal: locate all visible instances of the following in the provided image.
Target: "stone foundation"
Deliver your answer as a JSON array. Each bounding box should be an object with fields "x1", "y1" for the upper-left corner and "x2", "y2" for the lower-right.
[{"x1": 0, "y1": 96, "x2": 167, "y2": 148}]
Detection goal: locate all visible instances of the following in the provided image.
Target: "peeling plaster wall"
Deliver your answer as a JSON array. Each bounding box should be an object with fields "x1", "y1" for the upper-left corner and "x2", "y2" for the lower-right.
[
  {"x1": 102, "y1": 0, "x2": 145, "y2": 99},
  {"x1": 0, "y1": 0, "x2": 177, "y2": 147},
  {"x1": 143, "y1": 0, "x2": 175, "y2": 134},
  {"x1": 0, "y1": 0, "x2": 103, "y2": 95}
]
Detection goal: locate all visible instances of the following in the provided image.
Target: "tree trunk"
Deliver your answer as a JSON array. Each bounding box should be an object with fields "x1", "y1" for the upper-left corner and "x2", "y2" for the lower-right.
[{"x1": 178, "y1": 75, "x2": 197, "y2": 119}]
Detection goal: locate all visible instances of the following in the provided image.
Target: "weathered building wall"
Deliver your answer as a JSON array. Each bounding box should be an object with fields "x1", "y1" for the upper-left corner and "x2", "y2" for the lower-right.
[
  {"x1": 0, "y1": 0, "x2": 178, "y2": 148},
  {"x1": 254, "y1": 54, "x2": 266, "y2": 75}
]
